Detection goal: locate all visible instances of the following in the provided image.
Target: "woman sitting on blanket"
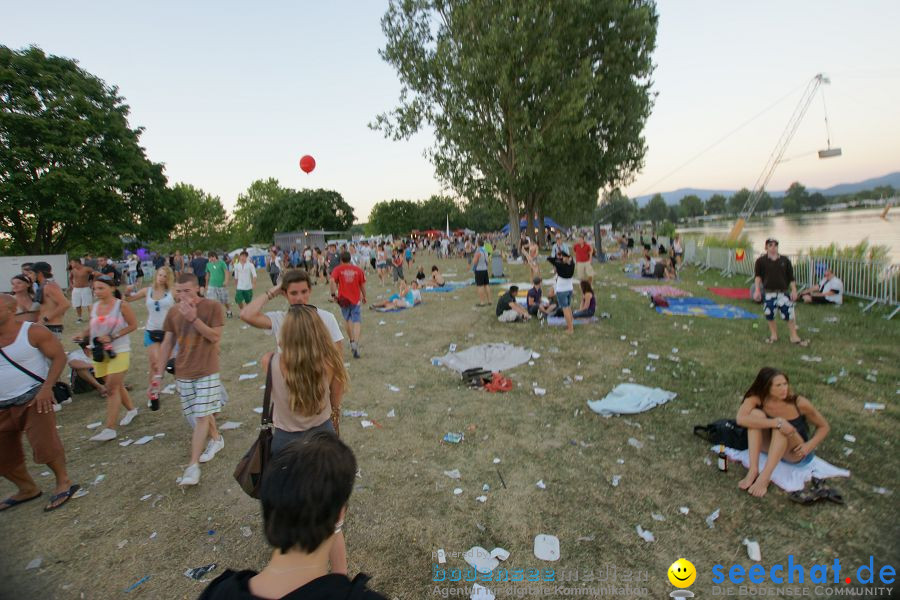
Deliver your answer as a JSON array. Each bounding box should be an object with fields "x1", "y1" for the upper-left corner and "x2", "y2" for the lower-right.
[
  {"x1": 573, "y1": 281, "x2": 596, "y2": 319},
  {"x1": 736, "y1": 367, "x2": 830, "y2": 498},
  {"x1": 370, "y1": 280, "x2": 422, "y2": 310},
  {"x1": 430, "y1": 265, "x2": 445, "y2": 287}
]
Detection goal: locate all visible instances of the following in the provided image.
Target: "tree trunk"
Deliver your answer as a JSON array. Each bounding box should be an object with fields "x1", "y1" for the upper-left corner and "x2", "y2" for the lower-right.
[
  {"x1": 525, "y1": 197, "x2": 535, "y2": 246},
  {"x1": 536, "y1": 201, "x2": 546, "y2": 249},
  {"x1": 505, "y1": 193, "x2": 520, "y2": 248}
]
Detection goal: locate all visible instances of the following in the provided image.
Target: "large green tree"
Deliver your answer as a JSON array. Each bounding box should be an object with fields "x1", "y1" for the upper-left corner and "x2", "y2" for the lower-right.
[
  {"x1": 644, "y1": 193, "x2": 668, "y2": 227},
  {"x1": 158, "y1": 184, "x2": 231, "y2": 253},
  {"x1": 728, "y1": 188, "x2": 751, "y2": 215},
  {"x1": 679, "y1": 194, "x2": 704, "y2": 218},
  {"x1": 232, "y1": 179, "x2": 354, "y2": 242},
  {"x1": 0, "y1": 45, "x2": 176, "y2": 255},
  {"x1": 705, "y1": 193, "x2": 727, "y2": 215},
  {"x1": 595, "y1": 189, "x2": 638, "y2": 231},
  {"x1": 374, "y1": 0, "x2": 657, "y2": 246},
  {"x1": 368, "y1": 200, "x2": 422, "y2": 235}
]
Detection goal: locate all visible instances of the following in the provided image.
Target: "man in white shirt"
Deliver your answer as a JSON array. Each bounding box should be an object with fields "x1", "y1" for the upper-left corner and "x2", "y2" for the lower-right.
[
  {"x1": 232, "y1": 251, "x2": 257, "y2": 309},
  {"x1": 800, "y1": 266, "x2": 844, "y2": 305},
  {"x1": 239, "y1": 269, "x2": 343, "y2": 352}
]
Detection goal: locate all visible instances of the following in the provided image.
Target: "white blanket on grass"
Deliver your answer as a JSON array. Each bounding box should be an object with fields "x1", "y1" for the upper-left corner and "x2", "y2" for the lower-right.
[
  {"x1": 587, "y1": 383, "x2": 677, "y2": 417},
  {"x1": 714, "y1": 446, "x2": 850, "y2": 492},
  {"x1": 432, "y1": 343, "x2": 533, "y2": 373}
]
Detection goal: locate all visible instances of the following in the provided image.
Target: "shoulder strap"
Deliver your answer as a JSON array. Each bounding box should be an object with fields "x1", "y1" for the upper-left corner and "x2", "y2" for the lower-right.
[
  {"x1": 0, "y1": 343, "x2": 46, "y2": 384},
  {"x1": 261, "y1": 363, "x2": 274, "y2": 425},
  {"x1": 345, "y1": 573, "x2": 371, "y2": 600}
]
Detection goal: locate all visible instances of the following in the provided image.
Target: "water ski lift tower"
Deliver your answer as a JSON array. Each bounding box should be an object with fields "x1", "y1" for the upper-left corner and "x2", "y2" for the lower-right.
[{"x1": 728, "y1": 73, "x2": 842, "y2": 241}]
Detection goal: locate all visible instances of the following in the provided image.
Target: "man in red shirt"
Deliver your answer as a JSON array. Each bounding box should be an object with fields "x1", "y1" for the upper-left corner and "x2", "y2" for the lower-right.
[
  {"x1": 573, "y1": 234, "x2": 594, "y2": 284},
  {"x1": 330, "y1": 251, "x2": 367, "y2": 359}
]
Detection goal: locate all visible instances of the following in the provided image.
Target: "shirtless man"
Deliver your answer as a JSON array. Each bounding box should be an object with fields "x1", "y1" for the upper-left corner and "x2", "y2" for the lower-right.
[
  {"x1": 68, "y1": 259, "x2": 93, "y2": 323},
  {"x1": 31, "y1": 262, "x2": 70, "y2": 340}
]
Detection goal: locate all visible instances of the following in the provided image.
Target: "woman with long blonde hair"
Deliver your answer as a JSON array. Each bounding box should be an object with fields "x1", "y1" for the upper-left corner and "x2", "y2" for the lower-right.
[
  {"x1": 125, "y1": 266, "x2": 176, "y2": 402},
  {"x1": 260, "y1": 304, "x2": 349, "y2": 574}
]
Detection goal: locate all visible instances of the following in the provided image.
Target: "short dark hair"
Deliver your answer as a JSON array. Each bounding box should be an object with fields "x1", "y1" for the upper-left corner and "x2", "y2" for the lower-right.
[
  {"x1": 280, "y1": 269, "x2": 311, "y2": 291},
  {"x1": 509, "y1": 285, "x2": 519, "y2": 295},
  {"x1": 208, "y1": 251, "x2": 218, "y2": 258},
  {"x1": 176, "y1": 273, "x2": 199, "y2": 286},
  {"x1": 431, "y1": 265, "x2": 439, "y2": 272},
  {"x1": 532, "y1": 277, "x2": 542, "y2": 285},
  {"x1": 261, "y1": 431, "x2": 357, "y2": 553},
  {"x1": 240, "y1": 251, "x2": 249, "y2": 257},
  {"x1": 340, "y1": 251, "x2": 351, "y2": 263}
]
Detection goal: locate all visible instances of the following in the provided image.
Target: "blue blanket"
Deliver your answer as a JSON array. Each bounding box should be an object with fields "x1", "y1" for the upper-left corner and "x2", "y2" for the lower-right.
[{"x1": 656, "y1": 297, "x2": 758, "y2": 319}]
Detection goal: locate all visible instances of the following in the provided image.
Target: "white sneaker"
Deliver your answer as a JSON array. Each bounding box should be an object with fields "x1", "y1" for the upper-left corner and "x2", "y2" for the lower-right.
[
  {"x1": 119, "y1": 408, "x2": 138, "y2": 426},
  {"x1": 90, "y1": 428, "x2": 117, "y2": 442},
  {"x1": 179, "y1": 464, "x2": 200, "y2": 486},
  {"x1": 199, "y1": 437, "x2": 225, "y2": 463}
]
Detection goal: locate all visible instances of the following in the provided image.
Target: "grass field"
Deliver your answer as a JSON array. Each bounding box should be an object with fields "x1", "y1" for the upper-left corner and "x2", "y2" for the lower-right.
[{"x1": 2, "y1": 256, "x2": 897, "y2": 599}]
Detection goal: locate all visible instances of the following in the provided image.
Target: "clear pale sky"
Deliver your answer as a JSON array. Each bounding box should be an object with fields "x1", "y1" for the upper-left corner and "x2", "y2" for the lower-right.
[{"x1": 3, "y1": 1, "x2": 899, "y2": 221}]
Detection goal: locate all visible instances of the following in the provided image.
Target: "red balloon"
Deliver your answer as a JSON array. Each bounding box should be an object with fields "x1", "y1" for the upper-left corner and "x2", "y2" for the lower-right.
[{"x1": 299, "y1": 155, "x2": 316, "y2": 174}]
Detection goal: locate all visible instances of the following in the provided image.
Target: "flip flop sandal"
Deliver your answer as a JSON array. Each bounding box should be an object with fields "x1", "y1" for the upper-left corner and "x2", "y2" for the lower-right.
[
  {"x1": 43, "y1": 484, "x2": 80, "y2": 512},
  {"x1": 788, "y1": 488, "x2": 821, "y2": 505},
  {"x1": 791, "y1": 339, "x2": 810, "y2": 347},
  {"x1": 815, "y1": 485, "x2": 845, "y2": 505},
  {"x1": 0, "y1": 492, "x2": 42, "y2": 512}
]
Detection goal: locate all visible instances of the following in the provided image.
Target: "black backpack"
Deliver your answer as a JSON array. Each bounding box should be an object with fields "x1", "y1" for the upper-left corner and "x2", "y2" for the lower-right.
[{"x1": 694, "y1": 419, "x2": 749, "y2": 450}]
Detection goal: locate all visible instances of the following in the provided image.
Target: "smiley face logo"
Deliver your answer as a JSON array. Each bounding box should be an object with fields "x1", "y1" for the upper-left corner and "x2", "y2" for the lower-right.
[{"x1": 668, "y1": 558, "x2": 696, "y2": 588}]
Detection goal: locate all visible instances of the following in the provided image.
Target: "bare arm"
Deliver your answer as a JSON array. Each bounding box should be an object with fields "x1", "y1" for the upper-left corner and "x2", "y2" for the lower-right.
[
  {"x1": 124, "y1": 287, "x2": 148, "y2": 302},
  {"x1": 155, "y1": 332, "x2": 175, "y2": 377},
  {"x1": 239, "y1": 286, "x2": 279, "y2": 330},
  {"x1": 736, "y1": 396, "x2": 796, "y2": 435},
  {"x1": 29, "y1": 325, "x2": 67, "y2": 414},
  {"x1": 191, "y1": 319, "x2": 223, "y2": 344},
  {"x1": 359, "y1": 281, "x2": 367, "y2": 305},
  {"x1": 330, "y1": 374, "x2": 344, "y2": 413},
  {"x1": 44, "y1": 284, "x2": 71, "y2": 321},
  {"x1": 796, "y1": 396, "x2": 830, "y2": 452}
]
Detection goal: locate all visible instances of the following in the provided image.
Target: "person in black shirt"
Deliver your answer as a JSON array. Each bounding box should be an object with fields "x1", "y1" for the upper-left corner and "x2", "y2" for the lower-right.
[
  {"x1": 190, "y1": 251, "x2": 209, "y2": 293},
  {"x1": 753, "y1": 238, "x2": 806, "y2": 346},
  {"x1": 496, "y1": 285, "x2": 530, "y2": 322},
  {"x1": 96, "y1": 257, "x2": 121, "y2": 287},
  {"x1": 199, "y1": 432, "x2": 386, "y2": 600}
]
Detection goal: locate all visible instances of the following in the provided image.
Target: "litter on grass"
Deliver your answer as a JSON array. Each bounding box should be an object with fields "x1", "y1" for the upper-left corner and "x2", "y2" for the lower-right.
[
  {"x1": 238, "y1": 373, "x2": 258, "y2": 381},
  {"x1": 444, "y1": 469, "x2": 461, "y2": 479},
  {"x1": 86, "y1": 422, "x2": 102, "y2": 430},
  {"x1": 706, "y1": 508, "x2": 720, "y2": 529},
  {"x1": 141, "y1": 494, "x2": 153, "y2": 501},
  {"x1": 743, "y1": 538, "x2": 762, "y2": 562},
  {"x1": 651, "y1": 513, "x2": 666, "y2": 521},
  {"x1": 464, "y1": 547, "x2": 500, "y2": 573},
  {"x1": 386, "y1": 409, "x2": 396, "y2": 418},
  {"x1": 437, "y1": 549, "x2": 447, "y2": 564},
  {"x1": 628, "y1": 438, "x2": 644, "y2": 449},
  {"x1": 453, "y1": 488, "x2": 463, "y2": 496},
  {"x1": 124, "y1": 575, "x2": 150, "y2": 592},
  {"x1": 119, "y1": 439, "x2": 134, "y2": 447},
  {"x1": 241, "y1": 526, "x2": 252, "y2": 538},
  {"x1": 533, "y1": 535, "x2": 560, "y2": 561},
  {"x1": 184, "y1": 563, "x2": 218, "y2": 581},
  {"x1": 864, "y1": 403, "x2": 885, "y2": 411},
  {"x1": 533, "y1": 388, "x2": 547, "y2": 396},
  {"x1": 611, "y1": 475, "x2": 622, "y2": 487},
  {"x1": 843, "y1": 434, "x2": 856, "y2": 443},
  {"x1": 360, "y1": 420, "x2": 374, "y2": 429},
  {"x1": 242, "y1": 361, "x2": 258, "y2": 367},
  {"x1": 536, "y1": 480, "x2": 546, "y2": 489},
  {"x1": 92, "y1": 474, "x2": 106, "y2": 485},
  {"x1": 476, "y1": 495, "x2": 487, "y2": 503},
  {"x1": 471, "y1": 583, "x2": 496, "y2": 600},
  {"x1": 388, "y1": 385, "x2": 400, "y2": 392},
  {"x1": 443, "y1": 432, "x2": 464, "y2": 444},
  {"x1": 679, "y1": 507, "x2": 689, "y2": 515},
  {"x1": 134, "y1": 435, "x2": 155, "y2": 445},
  {"x1": 219, "y1": 422, "x2": 242, "y2": 431},
  {"x1": 587, "y1": 383, "x2": 677, "y2": 417},
  {"x1": 493, "y1": 457, "x2": 501, "y2": 464},
  {"x1": 253, "y1": 407, "x2": 263, "y2": 414},
  {"x1": 25, "y1": 557, "x2": 42, "y2": 570},
  {"x1": 635, "y1": 526, "x2": 655, "y2": 543},
  {"x1": 342, "y1": 410, "x2": 368, "y2": 418},
  {"x1": 72, "y1": 488, "x2": 89, "y2": 499},
  {"x1": 161, "y1": 384, "x2": 176, "y2": 394}
]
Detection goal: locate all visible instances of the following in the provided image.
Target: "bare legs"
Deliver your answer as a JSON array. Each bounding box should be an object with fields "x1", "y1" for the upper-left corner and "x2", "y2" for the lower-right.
[
  {"x1": 740, "y1": 408, "x2": 795, "y2": 497},
  {"x1": 190, "y1": 415, "x2": 220, "y2": 465},
  {"x1": 103, "y1": 371, "x2": 134, "y2": 429}
]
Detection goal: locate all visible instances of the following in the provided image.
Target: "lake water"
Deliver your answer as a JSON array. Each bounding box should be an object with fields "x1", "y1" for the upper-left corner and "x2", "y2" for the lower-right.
[{"x1": 679, "y1": 208, "x2": 900, "y2": 262}]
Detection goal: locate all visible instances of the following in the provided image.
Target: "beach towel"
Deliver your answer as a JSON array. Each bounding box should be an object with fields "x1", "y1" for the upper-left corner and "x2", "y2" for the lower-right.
[
  {"x1": 546, "y1": 316, "x2": 599, "y2": 326},
  {"x1": 587, "y1": 383, "x2": 677, "y2": 417},
  {"x1": 713, "y1": 446, "x2": 850, "y2": 492},
  {"x1": 423, "y1": 280, "x2": 471, "y2": 293},
  {"x1": 432, "y1": 343, "x2": 533, "y2": 373},
  {"x1": 708, "y1": 287, "x2": 751, "y2": 300},
  {"x1": 656, "y1": 297, "x2": 758, "y2": 320},
  {"x1": 631, "y1": 285, "x2": 691, "y2": 298}
]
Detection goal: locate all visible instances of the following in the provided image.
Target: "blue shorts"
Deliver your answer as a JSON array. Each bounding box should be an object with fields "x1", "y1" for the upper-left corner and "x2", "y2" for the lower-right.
[
  {"x1": 341, "y1": 303, "x2": 362, "y2": 323},
  {"x1": 763, "y1": 292, "x2": 795, "y2": 321},
  {"x1": 785, "y1": 452, "x2": 815, "y2": 467},
  {"x1": 556, "y1": 291, "x2": 573, "y2": 309}
]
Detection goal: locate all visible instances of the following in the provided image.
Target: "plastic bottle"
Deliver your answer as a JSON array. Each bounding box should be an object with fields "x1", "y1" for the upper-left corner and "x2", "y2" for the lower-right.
[
  {"x1": 717, "y1": 444, "x2": 727, "y2": 472},
  {"x1": 148, "y1": 379, "x2": 161, "y2": 411}
]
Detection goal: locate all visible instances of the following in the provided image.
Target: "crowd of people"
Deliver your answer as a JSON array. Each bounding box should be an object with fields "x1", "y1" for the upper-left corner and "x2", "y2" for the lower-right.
[{"x1": 0, "y1": 228, "x2": 848, "y2": 597}]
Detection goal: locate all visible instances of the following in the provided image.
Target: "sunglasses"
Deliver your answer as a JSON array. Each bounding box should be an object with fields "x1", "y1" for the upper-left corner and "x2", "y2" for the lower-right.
[
  {"x1": 289, "y1": 303, "x2": 318, "y2": 312},
  {"x1": 154, "y1": 300, "x2": 160, "y2": 312}
]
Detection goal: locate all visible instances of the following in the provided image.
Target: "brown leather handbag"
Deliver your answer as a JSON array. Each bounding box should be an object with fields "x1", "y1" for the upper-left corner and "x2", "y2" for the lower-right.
[{"x1": 233, "y1": 366, "x2": 273, "y2": 498}]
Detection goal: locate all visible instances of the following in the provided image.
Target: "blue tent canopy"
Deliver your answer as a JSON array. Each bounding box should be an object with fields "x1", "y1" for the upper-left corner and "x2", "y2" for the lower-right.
[{"x1": 501, "y1": 217, "x2": 562, "y2": 234}]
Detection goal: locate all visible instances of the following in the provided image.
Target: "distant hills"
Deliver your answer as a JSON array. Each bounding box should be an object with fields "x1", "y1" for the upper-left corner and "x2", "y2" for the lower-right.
[{"x1": 634, "y1": 171, "x2": 900, "y2": 206}]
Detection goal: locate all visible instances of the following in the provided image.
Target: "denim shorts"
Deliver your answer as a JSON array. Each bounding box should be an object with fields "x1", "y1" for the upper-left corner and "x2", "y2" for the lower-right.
[
  {"x1": 271, "y1": 420, "x2": 335, "y2": 457},
  {"x1": 556, "y1": 291, "x2": 573, "y2": 309},
  {"x1": 340, "y1": 303, "x2": 362, "y2": 323}
]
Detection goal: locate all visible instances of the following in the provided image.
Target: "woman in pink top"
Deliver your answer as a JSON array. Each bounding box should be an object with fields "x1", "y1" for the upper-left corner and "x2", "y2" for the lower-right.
[{"x1": 261, "y1": 304, "x2": 349, "y2": 572}]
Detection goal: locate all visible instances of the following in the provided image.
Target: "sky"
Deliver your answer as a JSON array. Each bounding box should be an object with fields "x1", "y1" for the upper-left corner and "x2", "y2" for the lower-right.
[{"x1": 3, "y1": 1, "x2": 899, "y2": 221}]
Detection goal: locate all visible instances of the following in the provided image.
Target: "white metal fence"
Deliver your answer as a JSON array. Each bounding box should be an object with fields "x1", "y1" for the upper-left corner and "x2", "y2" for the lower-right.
[{"x1": 684, "y1": 240, "x2": 899, "y2": 319}]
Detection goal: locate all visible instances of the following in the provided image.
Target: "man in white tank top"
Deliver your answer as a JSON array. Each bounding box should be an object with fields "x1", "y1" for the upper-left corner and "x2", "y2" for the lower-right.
[{"x1": 0, "y1": 295, "x2": 79, "y2": 512}]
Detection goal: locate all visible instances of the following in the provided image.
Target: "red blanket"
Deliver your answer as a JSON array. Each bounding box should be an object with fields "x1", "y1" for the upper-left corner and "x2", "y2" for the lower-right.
[{"x1": 708, "y1": 287, "x2": 751, "y2": 300}]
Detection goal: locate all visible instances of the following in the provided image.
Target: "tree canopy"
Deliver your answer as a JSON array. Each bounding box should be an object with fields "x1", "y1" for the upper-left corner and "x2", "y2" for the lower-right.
[
  {"x1": 232, "y1": 179, "x2": 355, "y2": 242},
  {"x1": 374, "y1": 0, "x2": 658, "y2": 245},
  {"x1": 156, "y1": 184, "x2": 231, "y2": 253},
  {"x1": 0, "y1": 45, "x2": 177, "y2": 255}
]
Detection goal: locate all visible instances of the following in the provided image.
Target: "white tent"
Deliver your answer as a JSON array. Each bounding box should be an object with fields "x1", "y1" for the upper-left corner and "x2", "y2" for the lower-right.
[{"x1": 227, "y1": 246, "x2": 267, "y2": 268}]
